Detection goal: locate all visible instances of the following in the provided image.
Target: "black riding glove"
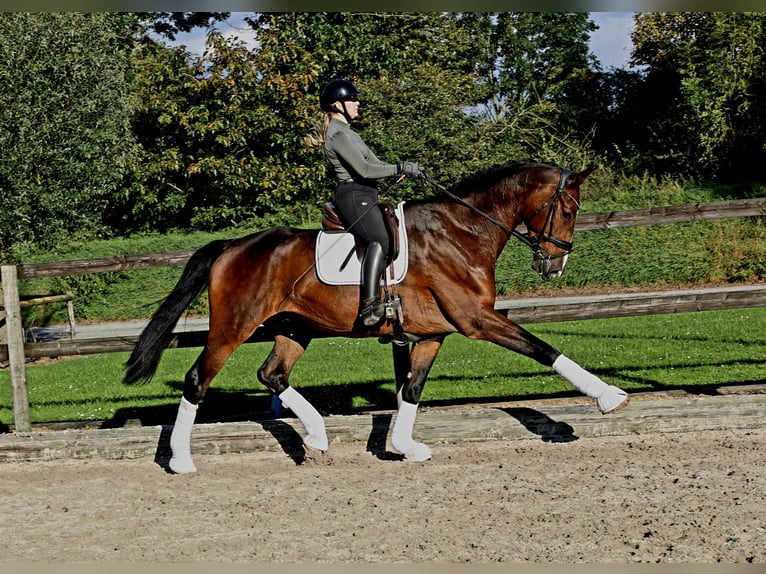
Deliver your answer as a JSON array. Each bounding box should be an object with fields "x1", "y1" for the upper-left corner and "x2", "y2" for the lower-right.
[{"x1": 398, "y1": 162, "x2": 426, "y2": 179}]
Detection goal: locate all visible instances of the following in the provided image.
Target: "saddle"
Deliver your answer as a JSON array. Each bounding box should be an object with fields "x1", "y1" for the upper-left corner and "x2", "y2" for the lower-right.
[{"x1": 322, "y1": 202, "x2": 401, "y2": 262}]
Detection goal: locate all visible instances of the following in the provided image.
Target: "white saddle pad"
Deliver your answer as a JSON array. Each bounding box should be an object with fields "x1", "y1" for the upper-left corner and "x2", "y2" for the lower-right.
[{"x1": 315, "y1": 201, "x2": 408, "y2": 286}]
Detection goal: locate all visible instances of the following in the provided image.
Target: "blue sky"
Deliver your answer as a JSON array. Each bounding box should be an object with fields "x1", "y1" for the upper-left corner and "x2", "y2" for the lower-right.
[
  {"x1": 589, "y1": 12, "x2": 635, "y2": 68},
  {"x1": 167, "y1": 12, "x2": 635, "y2": 70}
]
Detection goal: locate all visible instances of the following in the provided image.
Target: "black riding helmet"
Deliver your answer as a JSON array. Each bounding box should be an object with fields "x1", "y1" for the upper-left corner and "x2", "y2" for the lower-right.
[{"x1": 320, "y1": 78, "x2": 361, "y2": 112}]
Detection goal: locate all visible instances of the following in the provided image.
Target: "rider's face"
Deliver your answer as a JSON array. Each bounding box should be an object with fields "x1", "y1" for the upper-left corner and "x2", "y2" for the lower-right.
[{"x1": 336, "y1": 97, "x2": 360, "y2": 120}]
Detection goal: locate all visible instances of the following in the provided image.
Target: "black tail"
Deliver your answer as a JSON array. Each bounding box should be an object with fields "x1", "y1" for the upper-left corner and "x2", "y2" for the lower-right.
[{"x1": 123, "y1": 239, "x2": 229, "y2": 385}]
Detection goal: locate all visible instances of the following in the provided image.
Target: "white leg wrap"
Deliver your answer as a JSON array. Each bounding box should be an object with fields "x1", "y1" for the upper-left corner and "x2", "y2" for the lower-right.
[
  {"x1": 552, "y1": 354, "x2": 628, "y2": 414},
  {"x1": 169, "y1": 397, "x2": 198, "y2": 474},
  {"x1": 278, "y1": 387, "x2": 328, "y2": 452},
  {"x1": 391, "y1": 401, "x2": 432, "y2": 461}
]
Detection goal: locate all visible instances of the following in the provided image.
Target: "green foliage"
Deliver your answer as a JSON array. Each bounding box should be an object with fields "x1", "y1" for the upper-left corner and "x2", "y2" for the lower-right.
[
  {"x1": 4, "y1": 11, "x2": 766, "y2": 257},
  {"x1": 478, "y1": 13, "x2": 600, "y2": 127},
  {"x1": 16, "y1": 176, "x2": 766, "y2": 327},
  {"x1": 134, "y1": 12, "x2": 229, "y2": 40},
  {"x1": 494, "y1": 177, "x2": 766, "y2": 295},
  {"x1": 357, "y1": 66, "x2": 487, "y2": 199},
  {"x1": 622, "y1": 12, "x2": 766, "y2": 179},
  {"x1": 110, "y1": 12, "x2": 602, "y2": 235},
  {"x1": 115, "y1": 22, "x2": 327, "y2": 232},
  {"x1": 0, "y1": 13, "x2": 137, "y2": 260}
]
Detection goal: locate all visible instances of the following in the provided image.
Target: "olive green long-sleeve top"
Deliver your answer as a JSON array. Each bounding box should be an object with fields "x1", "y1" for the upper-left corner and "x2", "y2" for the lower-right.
[{"x1": 324, "y1": 118, "x2": 398, "y2": 183}]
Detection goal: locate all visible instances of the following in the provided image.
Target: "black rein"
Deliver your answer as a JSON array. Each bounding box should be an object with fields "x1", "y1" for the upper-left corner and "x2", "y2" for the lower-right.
[{"x1": 424, "y1": 167, "x2": 578, "y2": 257}]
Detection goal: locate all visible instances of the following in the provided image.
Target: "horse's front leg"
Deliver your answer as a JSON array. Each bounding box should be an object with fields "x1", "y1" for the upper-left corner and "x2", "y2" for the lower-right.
[
  {"x1": 463, "y1": 309, "x2": 628, "y2": 414},
  {"x1": 390, "y1": 337, "x2": 444, "y2": 461}
]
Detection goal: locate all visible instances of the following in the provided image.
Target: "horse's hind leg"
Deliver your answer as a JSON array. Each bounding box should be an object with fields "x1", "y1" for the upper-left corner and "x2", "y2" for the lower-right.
[
  {"x1": 390, "y1": 337, "x2": 444, "y2": 461},
  {"x1": 258, "y1": 334, "x2": 328, "y2": 453},
  {"x1": 169, "y1": 338, "x2": 243, "y2": 474}
]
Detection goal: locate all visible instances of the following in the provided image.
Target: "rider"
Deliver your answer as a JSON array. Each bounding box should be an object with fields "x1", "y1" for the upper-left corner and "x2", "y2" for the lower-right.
[{"x1": 313, "y1": 78, "x2": 426, "y2": 327}]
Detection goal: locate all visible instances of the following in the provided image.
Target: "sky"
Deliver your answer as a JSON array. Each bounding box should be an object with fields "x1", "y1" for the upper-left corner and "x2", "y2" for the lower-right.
[
  {"x1": 167, "y1": 12, "x2": 636, "y2": 70},
  {"x1": 589, "y1": 12, "x2": 635, "y2": 69}
]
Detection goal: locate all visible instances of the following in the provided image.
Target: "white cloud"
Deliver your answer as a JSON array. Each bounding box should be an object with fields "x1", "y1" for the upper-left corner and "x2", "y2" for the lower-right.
[{"x1": 589, "y1": 12, "x2": 635, "y2": 69}]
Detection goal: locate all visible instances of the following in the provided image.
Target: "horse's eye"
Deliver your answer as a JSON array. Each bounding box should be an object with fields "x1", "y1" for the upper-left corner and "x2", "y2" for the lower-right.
[{"x1": 562, "y1": 212, "x2": 574, "y2": 221}]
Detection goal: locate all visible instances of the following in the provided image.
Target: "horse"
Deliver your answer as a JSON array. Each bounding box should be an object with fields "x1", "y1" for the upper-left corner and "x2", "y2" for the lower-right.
[{"x1": 123, "y1": 160, "x2": 628, "y2": 473}]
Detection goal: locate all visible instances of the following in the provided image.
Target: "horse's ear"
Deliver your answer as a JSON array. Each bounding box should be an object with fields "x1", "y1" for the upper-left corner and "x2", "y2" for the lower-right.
[{"x1": 568, "y1": 165, "x2": 597, "y2": 187}]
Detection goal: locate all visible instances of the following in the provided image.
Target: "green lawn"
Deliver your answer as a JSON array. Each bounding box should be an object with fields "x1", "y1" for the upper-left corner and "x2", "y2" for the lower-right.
[{"x1": 2, "y1": 307, "x2": 764, "y2": 429}]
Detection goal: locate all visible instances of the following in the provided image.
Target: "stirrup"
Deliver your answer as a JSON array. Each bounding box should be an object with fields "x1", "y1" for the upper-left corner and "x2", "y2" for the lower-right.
[{"x1": 359, "y1": 297, "x2": 385, "y2": 327}]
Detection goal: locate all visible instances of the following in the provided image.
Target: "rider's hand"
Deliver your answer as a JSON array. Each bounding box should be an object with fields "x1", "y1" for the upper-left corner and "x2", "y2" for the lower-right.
[{"x1": 399, "y1": 162, "x2": 426, "y2": 179}]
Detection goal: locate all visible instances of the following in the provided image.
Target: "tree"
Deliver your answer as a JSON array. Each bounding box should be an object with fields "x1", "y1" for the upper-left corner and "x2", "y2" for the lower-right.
[
  {"x1": 0, "y1": 13, "x2": 136, "y2": 259},
  {"x1": 113, "y1": 25, "x2": 326, "y2": 232},
  {"x1": 110, "y1": 12, "x2": 609, "y2": 234},
  {"x1": 134, "y1": 12, "x2": 230, "y2": 40},
  {"x1": 629, "y1": 12, "x2": 766, "y2": 178},
  {"x1": 115, "y1": 13, "x2": 490, "y2": 231},
  {"x1": 457, "y1": 13, "x2": 605, "y2": 169}
]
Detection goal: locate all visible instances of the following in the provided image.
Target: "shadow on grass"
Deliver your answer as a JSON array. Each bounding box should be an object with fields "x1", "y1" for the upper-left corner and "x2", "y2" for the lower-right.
[{"x1": 5, "y1": 353, "x2": 762, "y2": 434}]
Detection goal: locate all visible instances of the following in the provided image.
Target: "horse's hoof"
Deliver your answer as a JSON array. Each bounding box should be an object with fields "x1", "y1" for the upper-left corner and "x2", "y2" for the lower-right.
[
  {"x1": 404, "y1": 442, "x2": 432, "y2": 462},
  {"x1": 304, "y1": 434, "x2": 328, "y2": 452},
  {"x1": 598, "y1": 386, "x2": 629, "y2": 414},
  {"x1": 169, "y1": 457, "x2": 197, "y2": 474}
]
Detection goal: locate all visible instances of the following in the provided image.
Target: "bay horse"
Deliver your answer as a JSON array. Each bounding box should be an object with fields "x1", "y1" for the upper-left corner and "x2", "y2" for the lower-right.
[{"x1": 123, "y1": 160, "x2": 628, "y2": 473}]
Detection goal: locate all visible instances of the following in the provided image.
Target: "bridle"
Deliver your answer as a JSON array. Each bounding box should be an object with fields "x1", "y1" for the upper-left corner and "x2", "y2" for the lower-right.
[{"x1": 425, "y1": 167, "x2": 580, "y2": 260}]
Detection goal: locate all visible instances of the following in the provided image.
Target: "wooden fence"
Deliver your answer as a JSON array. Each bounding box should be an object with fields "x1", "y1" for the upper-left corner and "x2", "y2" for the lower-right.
[{"x1": 2, "y1": 196, "x2": 765, "y2": 431}]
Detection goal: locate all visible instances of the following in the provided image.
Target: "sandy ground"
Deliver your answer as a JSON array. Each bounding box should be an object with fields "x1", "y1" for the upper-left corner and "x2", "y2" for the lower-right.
[{"x1": 1, "y1": 426, "x2": 764, "y2": 564}]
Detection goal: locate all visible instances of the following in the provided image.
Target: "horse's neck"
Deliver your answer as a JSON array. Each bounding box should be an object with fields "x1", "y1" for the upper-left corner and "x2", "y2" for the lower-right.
[
  {"x1": 460, "y1": 189, "x2": 522, "y2": 244},
  {"x1": 411, "y1": 200, "x2": 513, "y2": 261}
]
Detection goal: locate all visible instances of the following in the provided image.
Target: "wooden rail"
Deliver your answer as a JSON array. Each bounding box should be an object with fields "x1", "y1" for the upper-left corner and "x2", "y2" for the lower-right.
[
  {"x1": 1, "y1": 197, "x2": 765, "y2": 432},
  {"x1": 574, "y1": 196, "x2": 766, "y2": 231},
  {"x1": 496, "y1": 284, "x2": 766, "y2": 323}
]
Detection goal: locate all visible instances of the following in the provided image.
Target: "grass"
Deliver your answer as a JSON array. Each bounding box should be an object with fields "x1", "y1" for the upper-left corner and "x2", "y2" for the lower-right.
[{"x1": 2, "y1": 307, "x2": 764, "y2": 428}]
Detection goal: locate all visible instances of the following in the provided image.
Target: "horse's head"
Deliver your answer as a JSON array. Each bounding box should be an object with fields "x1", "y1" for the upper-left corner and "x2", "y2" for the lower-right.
[{"x1": 520, "y1": 165, "x2": 595, "y2": 281}]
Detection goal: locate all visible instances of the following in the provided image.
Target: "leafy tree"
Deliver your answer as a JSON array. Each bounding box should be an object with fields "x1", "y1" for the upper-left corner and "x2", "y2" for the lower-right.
[
  {"x1": 453, "y1": 13, "x2": 606, "y2": 169},
  {"x1": 113, "y1": 25, "x2": 325, "y2": 232},
  {"x1": 0, "y1": 13, "x2": 136, "y2": 260},
  {"x1": 134, "y1": 12, "x2": 230, "y2": 40},
  {"x1": 252, "y1": 13, "x2": 603, "y2": 193},
  {"x1": 629, "y1": 12, "x2": 766, "y2": 178},
  {"x1": 111, "y1": 12, "x2": 610, "y2": 234},
  {"x1": 115, "y1": 13, "x2": 489, "y2": 231}
]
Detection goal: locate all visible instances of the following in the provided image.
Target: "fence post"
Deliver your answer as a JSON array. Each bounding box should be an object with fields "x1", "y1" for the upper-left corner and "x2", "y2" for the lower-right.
[{"x1": 1, "y1": 265, "x2": 31, "y2": 432}]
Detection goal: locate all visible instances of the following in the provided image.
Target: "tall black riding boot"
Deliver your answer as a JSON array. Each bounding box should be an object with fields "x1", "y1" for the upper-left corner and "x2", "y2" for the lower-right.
[{"x1": 358, "y1": 241, "x2": 386, "y2": 327}]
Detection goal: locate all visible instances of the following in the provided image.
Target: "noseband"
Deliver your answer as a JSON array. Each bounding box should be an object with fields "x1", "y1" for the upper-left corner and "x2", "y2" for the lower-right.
[{"x1": 427, "y1": 167, "x2": 580, "y2": 259}]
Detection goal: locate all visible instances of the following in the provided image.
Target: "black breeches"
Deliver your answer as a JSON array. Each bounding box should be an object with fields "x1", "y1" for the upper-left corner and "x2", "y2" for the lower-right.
[{"x1": 333, "y1": 182, "x2": 390, "y2": 256}]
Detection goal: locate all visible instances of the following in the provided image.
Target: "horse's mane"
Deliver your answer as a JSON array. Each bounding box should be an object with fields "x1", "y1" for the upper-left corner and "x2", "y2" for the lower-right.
[{"x1": 448, "y1": 160, "x2": 559, "y2": 198}]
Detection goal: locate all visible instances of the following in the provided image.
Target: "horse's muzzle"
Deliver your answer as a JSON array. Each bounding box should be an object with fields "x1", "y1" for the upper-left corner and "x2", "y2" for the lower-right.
[{"x1": 532, "y1": 251, "x2": 569, "y2": 281}]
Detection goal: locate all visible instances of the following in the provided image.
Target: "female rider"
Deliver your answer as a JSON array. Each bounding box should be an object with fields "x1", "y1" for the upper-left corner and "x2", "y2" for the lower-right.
[{"x1": 311, "y1": 78, "x2": 425, "y2": 327}]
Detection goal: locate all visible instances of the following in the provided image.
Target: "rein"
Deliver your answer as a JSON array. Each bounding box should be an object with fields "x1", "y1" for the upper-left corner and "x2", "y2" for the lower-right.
[{"x1": 423, "y1": 168, "x2": 578, "y2": 257}]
